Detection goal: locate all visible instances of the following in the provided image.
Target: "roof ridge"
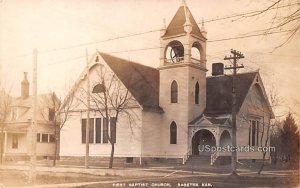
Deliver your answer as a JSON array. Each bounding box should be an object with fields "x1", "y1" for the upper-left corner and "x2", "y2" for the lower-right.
[
  {"x1": 206, "y1": 71, "x2": 258, "y2": 78},
  {"x1": 98, "y1": 51, "x2": 157, "y2": 71}
]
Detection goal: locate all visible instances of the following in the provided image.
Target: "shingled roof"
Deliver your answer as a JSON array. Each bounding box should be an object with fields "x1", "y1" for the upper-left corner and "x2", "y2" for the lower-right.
[
  {"x1": 99, "y1": 52, "x2": 162, "y2": 112},
  {"x1": 99, "y1": 53, "x2": 259, "y2": 115},
  {"x1": 162, "y1": 4, "x2": 204, "y2": 38},
  {"x1": 204, "y1": 72, "x2": 258, "y2": 114}
]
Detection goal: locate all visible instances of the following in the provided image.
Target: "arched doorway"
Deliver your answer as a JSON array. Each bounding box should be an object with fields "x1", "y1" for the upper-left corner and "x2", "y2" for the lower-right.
[
  {"x1": 192, "y1": 129, "x2": 216, "y2": 155},
  {"x1": 220, "y1": 130, "x2": 231, "y2": 147}
]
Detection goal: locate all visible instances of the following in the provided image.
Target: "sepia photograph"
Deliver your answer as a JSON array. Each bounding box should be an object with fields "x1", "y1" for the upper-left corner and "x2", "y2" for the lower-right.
[{"x1": 0, "y1": 0, "x2": 299, "y2": 187}]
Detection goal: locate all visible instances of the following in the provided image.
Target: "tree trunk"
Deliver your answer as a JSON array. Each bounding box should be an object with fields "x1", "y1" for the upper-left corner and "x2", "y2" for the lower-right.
[
  {"x1": 109, "y1": 143, "x2": 114, "y2": 169},
  {"x1": 53, "y1": 137, "x2": 58, "y2": 166},
  {"x1": 0, "y1": 124, "x2": 4, "y2": 164},
  {"x1": 258, "y1": 151, "x2": 267, "y2": 174},
  {"x1": 0, "y1": 132, "x2": 3, "y2": 164},
  {"x1": 52, "y1": 126, "x2": 58, "y2": 166}
]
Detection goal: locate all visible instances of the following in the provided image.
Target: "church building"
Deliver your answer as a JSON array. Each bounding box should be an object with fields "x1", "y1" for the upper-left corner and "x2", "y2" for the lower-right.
[{"x1": 59, "y1": 2, "x2": 274, "y2": 166}]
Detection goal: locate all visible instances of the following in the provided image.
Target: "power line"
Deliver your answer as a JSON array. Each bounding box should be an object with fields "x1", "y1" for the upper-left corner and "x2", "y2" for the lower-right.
[
  {"x1": 1, "y1": 3, "x2": 299, "y2": 60},
  {"x1": 207, "y1": 29, "x2": 298, "y2": 42},
  {"x1": 245, "y1": 51, "x2": 300, "y2": 58},
  {"x1": 203, "y1": 2, "x2": 299, "y2": 24},
  {"x1": 3, "y1": 27, "x2": 298, "y2": 69},
  {"x1": 16, "y1": 3, "x2": 300, "y2": 56}
]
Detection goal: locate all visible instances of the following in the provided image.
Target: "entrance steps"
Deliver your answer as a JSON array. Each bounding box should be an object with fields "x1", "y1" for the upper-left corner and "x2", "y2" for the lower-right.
[{"x1": 185, "y1": 155, "x2": 211, "y2": 166}]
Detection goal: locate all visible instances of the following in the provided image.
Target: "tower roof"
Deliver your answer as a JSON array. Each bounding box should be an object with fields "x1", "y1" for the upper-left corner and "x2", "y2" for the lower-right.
[{"x1": 162, "y1": 3, "x2": 204, "y2": 38}]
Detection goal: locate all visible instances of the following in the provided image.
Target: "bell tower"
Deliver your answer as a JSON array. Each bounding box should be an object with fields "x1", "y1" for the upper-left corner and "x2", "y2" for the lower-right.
[{"x1": 158, "y1": 0, "x2": 207, "y2": 122}]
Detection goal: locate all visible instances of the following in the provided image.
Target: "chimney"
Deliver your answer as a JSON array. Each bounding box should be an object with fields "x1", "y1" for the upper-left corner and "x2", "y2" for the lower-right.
[
  {"x1": 212, "y1": 63, "x2": 224, "y2": 76},
  {"x1": 21, "y1": 72, "x2": 29, "y2": 98}
]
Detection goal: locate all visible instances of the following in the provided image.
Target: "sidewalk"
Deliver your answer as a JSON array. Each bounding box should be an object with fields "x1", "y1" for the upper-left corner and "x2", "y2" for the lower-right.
[
  {"x1": 0, "y1": 164, "x2": 298, "y2": 188},
  {"x1": 0, "y1": 164, "x2": 169, "y2": 178}
]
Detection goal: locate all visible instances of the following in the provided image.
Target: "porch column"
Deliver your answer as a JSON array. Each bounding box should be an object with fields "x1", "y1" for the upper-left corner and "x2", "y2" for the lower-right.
[
  {"x1": 3, "y1": 131, "x2": 7, "y2": 154},
  {"x1": 216, "y1": 128, "x2": 220, "y2": 147}
]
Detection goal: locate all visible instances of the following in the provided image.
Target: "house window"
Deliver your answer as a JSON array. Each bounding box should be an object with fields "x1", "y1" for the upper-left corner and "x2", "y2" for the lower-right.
[
  {"x1": 11, "y1": 108, "x2": 17, "y2": 120},
  {"x1": 110, "y1": 117, "x2": 116, "y2": 143},
  {"x1": 49, "y1": 134, "x2": 55, "y2": 143},
  {"x1": 195, "y1": 82, "x2": 200, "y2": 104},
  {"x1": 37, "y1": 133, "x2": 41, "y2": 142},
  {"x1": 49, "y1": 108, "x2": 55, "y2": 121},
  {"x1": 89, "y1": 118, "x2": 94, "y2": 143},
  {"x1": 81, "y1": 117, "x2": 116, "y2": 144},
  {"x1": 170, "y1": 121, "x2": 177, "y2": 144},
  {"x1": 95, "y1": 118, "x2": 102, "y2": 143},
  {"x1": 249, "y1": 120, "x2": 259, "y2": 147},
  {"x1": 37, "y1": 133, "x2": 54, "y2": 143},
  {"x1": 92, "y1": 83, "x2": 106, "y2": 93},
  {"x1": 81, "y1": 119, "x2": 87, "y2": 143},
  {"x1": 171, "y1": 80, "x2": 178, "y2": 103},
  {"x1": 42, "y1": 133, "x2": 48, "y2": 143},
  {"x1": 81, "y1": 118, "x2": 94, "y2": 143},
  {"x1": 103, "y1": 118, "x2": 109, "y2": 143},
  {"x1": 12, "y1": 134, "x2": 18, "y2": 149}
]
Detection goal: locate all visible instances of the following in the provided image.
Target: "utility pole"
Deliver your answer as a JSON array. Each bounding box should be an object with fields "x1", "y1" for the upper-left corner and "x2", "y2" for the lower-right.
[
  {"x1": 85, "y1": 49, "x2": 90, "y2": 168},
  {"x1": 29, "y1": 48, "x2": 38, "y2": 183},
  {"x1": 224, "y1": 49, "x2": 244, "y2": 176}
]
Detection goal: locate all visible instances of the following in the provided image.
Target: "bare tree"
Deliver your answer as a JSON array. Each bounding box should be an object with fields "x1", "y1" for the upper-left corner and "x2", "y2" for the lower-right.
[
  {"x1": 50, "y1": 88, "x2": 77, "y2": 166},
  {"x1": 79, "y1": 65, "x2": 136, "y2": 169},
  {"x1": 0, "y1": 89, "x2": 11, "y2": 164},
  {"x1": 237, "y1": 0, "x2": 300, "y2": 48}
]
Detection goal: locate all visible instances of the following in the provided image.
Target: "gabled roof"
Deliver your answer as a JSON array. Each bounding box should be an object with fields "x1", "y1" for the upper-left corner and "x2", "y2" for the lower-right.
[
  {"x1": 7, "y1": 93, "x2": 59, "y2": 122},
  {"x1": 99, "y1": 52, "x2": 163, "y2": 112},
  {"x1": 162, "y1": 3, "x2": 203, "y2": 38},
  {"x1": 189, "y1": 114, "x2": 230, "y2": 125},
  {"x1": 204, "y1": 72, "x2": 258, "y2": 114}
]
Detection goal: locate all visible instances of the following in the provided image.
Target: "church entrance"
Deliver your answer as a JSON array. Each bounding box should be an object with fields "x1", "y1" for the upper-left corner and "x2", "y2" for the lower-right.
[{"x1": 192, "y1": 129, "x2": 216, "y2": 155}]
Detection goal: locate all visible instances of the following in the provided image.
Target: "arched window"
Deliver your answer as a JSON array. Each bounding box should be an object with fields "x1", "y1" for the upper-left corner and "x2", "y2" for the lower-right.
[
  {"x1": 195, "y1": 82, "x2": 199, "y2": 104},
  {"x1": 170, "y1": 121, "x2": 177, "y2": 144},
  {"x1": 92, "y1": 83, "x2": 106, "y2": 93},
  {"x1": 171, "y1": 80, "x2": 178, "y2": 103}
]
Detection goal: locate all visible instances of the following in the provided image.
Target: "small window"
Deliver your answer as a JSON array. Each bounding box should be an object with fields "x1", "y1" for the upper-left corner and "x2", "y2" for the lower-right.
[
  {"x1": 171, "y1": 80, "x2": 178, "y2": 103},
  {"x1": 110, "y1": 117, "x2": 117, "y2": 143},
  {"x1": 11, "y1": 108, "x2": 17, "y2": 120},
  {"x1": 49, "y1": 134, "x2": 55, "y2": 143},
  {"x1": 89, "y1": 118, "x2": 94, "y2": 144},
  {"x1": 170, "y1": 121, "x2": 177, "y2": 144},
  {"x1": 95, "y1": 118, "x2": 102, "y2": 143},
  {"x1": 37, "y1": 133, "x2": 41, "y2": 142},
  {"x1": 249, "y1": 120, "x2": 259, "y2": 147},
  {"x1": 81, "y1": 118, "x2": 95, "y2": 144},
  {"x1": 126, "y1": 157, "x2": 133, "y2": 163},
  {"x1": 195, "y1": 82, "x2": 200, "y2": 104},
  {"x1": 42, "y1": 133, "x2": 48, "y2": 143},
  {"x1": 103, "y1": 118, "x2": 109, "y2": 143},
  {"x1": 92, "y1": 83, "x2": 106, "y2": 93},
  {"x1": 12, "y1": 134, "x2": 18, "y2": 149},
  {"x1": 81, "y1": 119, "x2": 86, "y2": 144},
  {"x1": 49, "y1": 108, "x2": 55, "y2": 121}
]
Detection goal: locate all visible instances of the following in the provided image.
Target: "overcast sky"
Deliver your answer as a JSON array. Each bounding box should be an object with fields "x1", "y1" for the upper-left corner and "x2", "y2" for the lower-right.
[{"x1": 0, "y1": 0, "x2": 299, "y2": 123}]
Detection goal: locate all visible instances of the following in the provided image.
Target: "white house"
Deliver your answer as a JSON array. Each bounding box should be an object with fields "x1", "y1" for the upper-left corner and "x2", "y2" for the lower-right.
[
  {"x1": 59, "y1": 2, "x2": 274, "y2": 166},
  {"x1": 0, "y1": 72, "x2": 59, "y2": 161}
]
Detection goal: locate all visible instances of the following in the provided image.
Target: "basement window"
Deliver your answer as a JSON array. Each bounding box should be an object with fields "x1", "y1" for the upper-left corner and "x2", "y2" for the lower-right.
[{"x1": 126, "y1": 157, "x2": 133, "y2": 163}]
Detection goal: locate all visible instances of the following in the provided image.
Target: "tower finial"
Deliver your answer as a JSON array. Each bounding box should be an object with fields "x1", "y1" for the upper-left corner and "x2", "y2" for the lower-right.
[
  {"x1": 201, "y1": 18, "x2": 206, "y2": 31},
  {"x1": 185, "y1": 8, "x2": 191, "y2": 25},
  {"x1": 181, "y1": 0, "x2": 186, "y2": 6},
  {"x1": 163, "y1": 18, "x2": 166, "y2": 29}
]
